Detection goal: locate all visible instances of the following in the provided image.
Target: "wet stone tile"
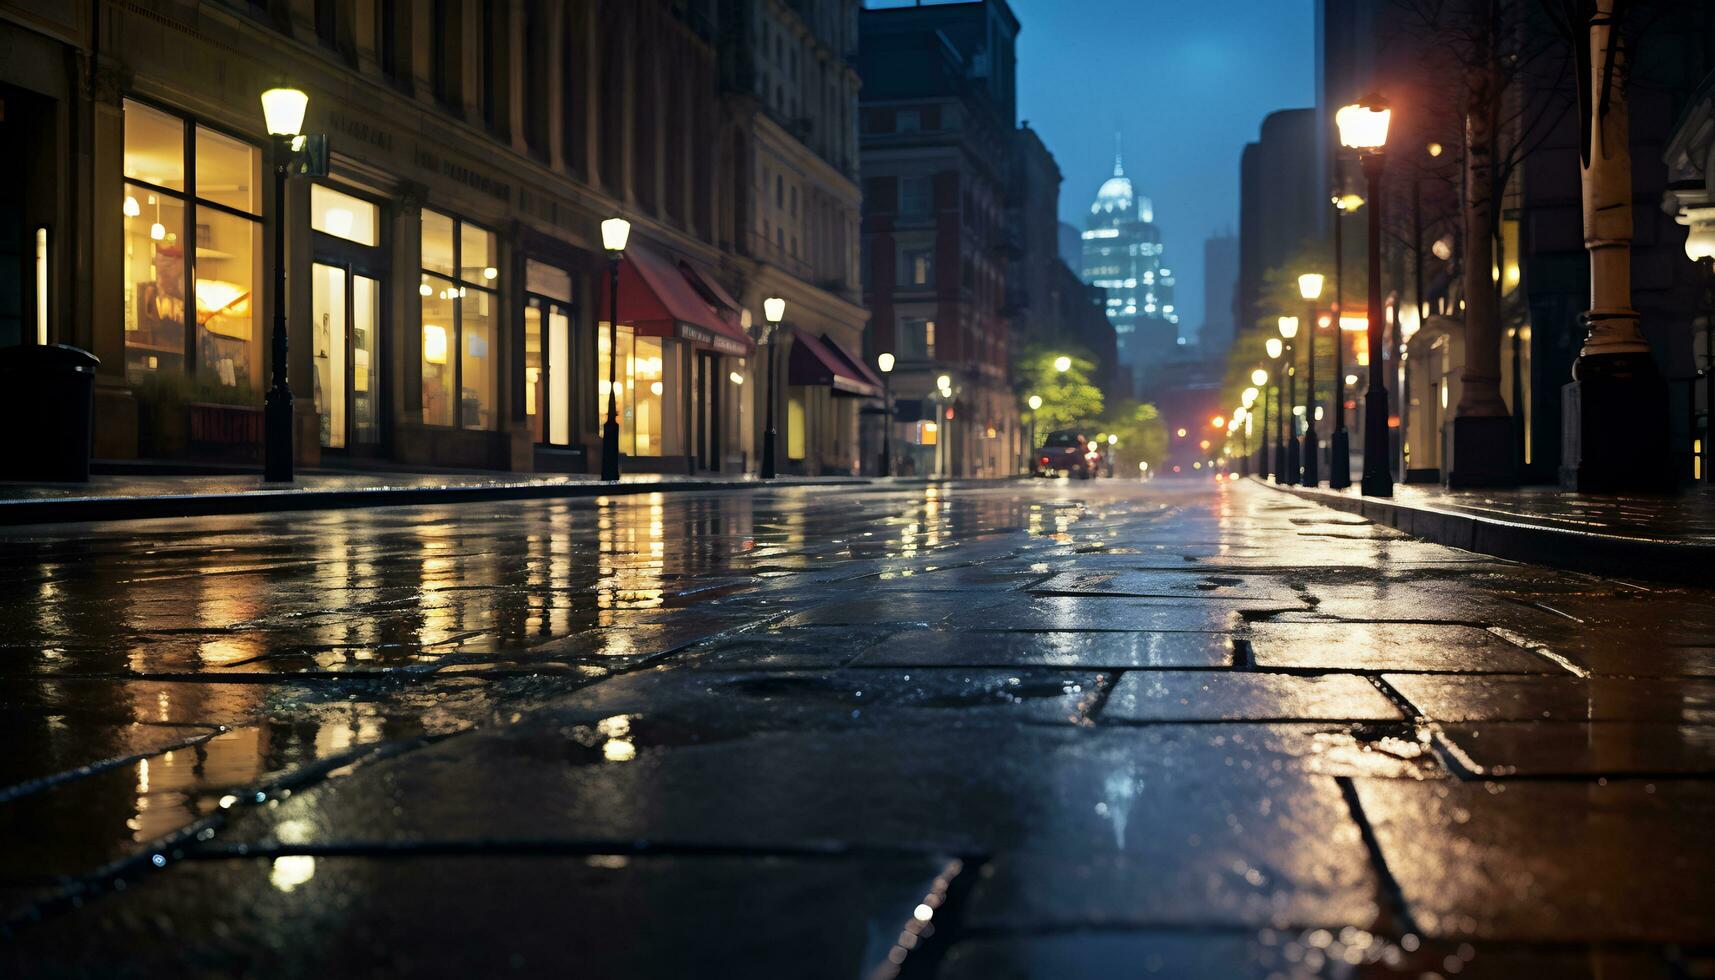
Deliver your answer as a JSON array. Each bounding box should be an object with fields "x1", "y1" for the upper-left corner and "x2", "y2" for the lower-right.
[
  {"x1": 1032, "y1": 570, "x2": 1299, "y2": 600},
  {"x1": 538, "y1": 664, "x2": 1108, "y2": 727},
  {"x1": 934, "y1": 931, "x2": 1683, "y2": 980},
  {"x1": 1102, "y1": 672, "x2": 1402, "y2": 723},
  {"x1": 673, "y1": 625, "x2": 894, "y2": 670},
  {"x1": 1385, "y1": 673, "x2": 1715, "y2": 723},
  {"x1": 946, "y1": 596, "x2": 1284, "y2": 633},
  {"x1": 1432, "y1": 721, "x2": 1715, "y2": 778},
  {"x1": 852, "y1": 629, "x2": 1234, "y2": 668},
  {"x1": 1353, "y1": 780, "x2": 1715, "y2": 943},
  {"x1": 0, "y1": 722, "x2": 217, "y2": 797},
  {"x1": 0, "y1": 853, "x2": 953, "y2": 979},
  {"x1": 1249, "y1": 622, "x2": 1554, "y2": 673}
]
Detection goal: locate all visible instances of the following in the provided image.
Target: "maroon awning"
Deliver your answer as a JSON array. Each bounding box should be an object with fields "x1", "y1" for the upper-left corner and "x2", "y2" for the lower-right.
[
  {"x1": 788, "y1": 332, "x2": 883, "y2": 397},
  {"x1": 598, "y1": 240, "x2": 755, "y2": 356},
  {"x1": 817, "y1": 335, "x2": 886, "y2": 393}
]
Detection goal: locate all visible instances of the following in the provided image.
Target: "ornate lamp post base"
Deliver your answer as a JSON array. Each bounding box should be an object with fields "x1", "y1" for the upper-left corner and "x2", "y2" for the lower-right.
[{"x1": 1560, "y1": 346, "x2": 1674, "y2": 492}]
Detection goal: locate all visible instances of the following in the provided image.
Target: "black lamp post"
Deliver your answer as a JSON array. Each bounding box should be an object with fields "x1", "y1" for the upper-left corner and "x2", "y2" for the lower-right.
[
  {"x1": 599, "y1": 217, "x2": 631, "y2": 482},
  {"x1": 758, "y1": 297, "x2": 785, "y2": 479},
  {"x1": 1330, "y1": 191, "x2": 1363, "y2": 489},
  {"x1": 1298, "y1": 274, "x2": 1325, "y2": 487},
  {"x1": 259, "y1": 87, "x2": 309, "y2": 484},
  {"x1": 1694, "y1": 251, "x2": 1715, "y2": 482},
  {"x1": 1250, "y1": 367, "x2": 1269, "y2": 479},
  {"x1": 878, "y1": 352, "x2": 896, "y2": 476},
  {"x1": 1339, "y1": 94, "x2": 1394, "y2": 497},
  {"x1": 1279, "y1": 317, "x2": 1301, "y2": 484}
]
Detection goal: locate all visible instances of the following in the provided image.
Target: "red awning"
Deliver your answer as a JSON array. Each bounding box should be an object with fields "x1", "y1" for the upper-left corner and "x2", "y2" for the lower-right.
[
  {"x1": 818, "y1": 335, "x2": 886, "y2": 393},
  {"x1": 599, "y1": 240, "x2": 754, "y2": 356},
  {"x1": 788, "y1": 332, "x2": 883, "y2": 398}
]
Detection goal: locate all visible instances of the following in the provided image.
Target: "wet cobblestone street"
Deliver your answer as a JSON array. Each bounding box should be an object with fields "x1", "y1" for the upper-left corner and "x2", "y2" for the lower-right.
[{"x1": 2, "y1": 480, "x2": 1713, "y2": 978}]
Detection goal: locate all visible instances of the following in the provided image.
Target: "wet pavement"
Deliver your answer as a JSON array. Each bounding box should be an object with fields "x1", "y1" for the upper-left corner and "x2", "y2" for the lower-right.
[{"x1": 1, "y1": 480, "x2": 1712, "y2": 977}]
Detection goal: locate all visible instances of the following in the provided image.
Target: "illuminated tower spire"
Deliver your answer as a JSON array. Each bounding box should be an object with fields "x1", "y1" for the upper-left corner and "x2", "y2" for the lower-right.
[{"x1": 1114, "y1": 130, "x2": 1124, "y2": 177}]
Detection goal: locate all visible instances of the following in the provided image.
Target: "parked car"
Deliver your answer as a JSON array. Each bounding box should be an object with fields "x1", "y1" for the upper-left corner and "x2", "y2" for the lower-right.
[{"x1": 1035, "y1": 430, "x2": 1098, "y2": 478}]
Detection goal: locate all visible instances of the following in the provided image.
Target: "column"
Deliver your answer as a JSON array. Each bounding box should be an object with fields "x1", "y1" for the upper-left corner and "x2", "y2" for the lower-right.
[{"x1": 1559, "y1": 0, "x2": 1672, "y2": 491}]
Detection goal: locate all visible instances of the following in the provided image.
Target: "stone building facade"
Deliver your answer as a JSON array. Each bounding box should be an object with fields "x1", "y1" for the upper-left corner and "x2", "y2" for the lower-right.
[
  {"x1": 858, "y1": 0, "x2": 1021, "y2": 479},
  {"x1": 0, "y1": 0, "x2": 785, "y2": 475}
]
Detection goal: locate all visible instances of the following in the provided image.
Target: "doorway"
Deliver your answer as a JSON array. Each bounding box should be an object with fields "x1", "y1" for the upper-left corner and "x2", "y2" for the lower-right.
[
  {"x1": 311, "y1": 261, "x2": 383, "y2": 452},
  {"x1": 525, "y1": 295, "x2": 573, "y2": 446},
  {"x1": 694, "y1": 349, "x2": 721, "y2": 471}
]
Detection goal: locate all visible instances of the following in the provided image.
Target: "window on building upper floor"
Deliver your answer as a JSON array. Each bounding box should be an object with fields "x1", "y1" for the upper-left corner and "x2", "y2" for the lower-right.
[
  {"x1": 776, "y1": 175, "x2": 784, "y2": 207},
  {"x1": 900, "y1": 177, "x2": 931, "y2": 216},
  {"x1": 899, "y1": 246, "x2": 933, "y2": 287},
  {"x1": 896, "y1": 110, "x2": 921, "y2": 134},
  {"x1": 899, "y1": 318, "x2": 935, "y2": 360}
]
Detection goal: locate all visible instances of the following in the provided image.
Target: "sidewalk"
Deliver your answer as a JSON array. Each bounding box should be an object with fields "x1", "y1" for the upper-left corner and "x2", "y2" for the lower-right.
[
  {"x1": 1254, "y1": 477, "x2": 1715, "y2": 585},
  {"x1": 0, "y1": 470, "x2": 883, "y2": 527}
]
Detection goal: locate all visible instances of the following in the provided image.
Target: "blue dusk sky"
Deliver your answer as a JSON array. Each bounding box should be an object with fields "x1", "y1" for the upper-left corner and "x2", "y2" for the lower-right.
[{"x1": 866, "y1": 0, "x2": 1317, "y2": 342}]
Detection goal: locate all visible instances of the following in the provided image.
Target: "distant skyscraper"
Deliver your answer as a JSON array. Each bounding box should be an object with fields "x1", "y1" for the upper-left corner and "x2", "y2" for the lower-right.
[
  {"x1": 1080, "y1": 140, "x2": 1178, "y2": 394},
  {"x1": 1201, "y1": 233, "x2": 1239, "y2": 353}
]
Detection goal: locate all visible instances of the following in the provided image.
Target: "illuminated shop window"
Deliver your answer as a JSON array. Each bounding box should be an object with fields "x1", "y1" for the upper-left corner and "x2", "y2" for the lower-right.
[
  {"x1": 419, "y1": 210, "x2": 498, "y2": 429},
  {"x1": 123, "y1": 100, "x2": 262, "y2": 394},
  {"x1": 596, "y1": 324, "x2": 674, "y2": 457}
]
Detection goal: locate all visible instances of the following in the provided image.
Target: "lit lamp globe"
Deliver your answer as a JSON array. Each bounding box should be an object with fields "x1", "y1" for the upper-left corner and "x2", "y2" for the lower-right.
[
  {"x1": 937, "y1": 374, "x2": 952, "y2": 392},
  {"x1": 1107, "y1": 434, "x2": 1117, "y2": 446},
  {"x1": 1027, "y1": 394, "x2": 1043, "y2": 411},
  {"x1": 877, "y1": 352, "x2": 896, "y2": 374},
  {"x1": 1053, "y1": 356, "x2": 1072, "y2": 373},
  {"x1": 764, "y1": 296, "x2": 786, "y2": 324},
  {"x1": 259, "y1": 87, "x2": 308, "y2": 137},
  {"x1": 1332, "y1": 192, "x2": 1366, "y2": 213},
  {"x1": 601, "y1": 217, "x2": 632, "y2": 252},
  {"x1": 1242, "y1": 386, "x2": 1259, "y2": 407},
  {"x1": 1277, "y1": 316, "x2": 1299, "y2": 340},
  {"x1": 1251, "y1": 368, "x2": 1269, "y2": 386},
  {"x1": 1684, "y1": 224, "x2": 1715, "y2": 263},
  {"x1": 1297, "y1": 273, "x2": 1325, "y2": 301},
  {"x1": 1265, "y1": 338, "x2": 1283, "y2": 359},
  {"x1": 1336, "y1": 96, "x2": 1392, "y2": 152}
]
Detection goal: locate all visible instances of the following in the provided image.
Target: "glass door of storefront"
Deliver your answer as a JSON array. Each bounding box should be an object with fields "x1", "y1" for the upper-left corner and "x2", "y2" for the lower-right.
[
  {"x1": 694, "y1": 350, "x2": 721, "y2": 471},
  {"x1": 309, "y1": 185, "x2": 385, "y2": 455},
  {"x1": 525, "y1": 296, "x2": 573, "y2": 446},
  {"x1": 311, "y1": 261, "x2": 383, "y2": 452}
]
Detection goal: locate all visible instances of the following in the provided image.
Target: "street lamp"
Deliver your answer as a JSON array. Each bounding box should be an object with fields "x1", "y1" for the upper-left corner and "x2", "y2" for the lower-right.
[
  {"x1": 1297, "y1": 273, "x2": 1325, "y2": 487},
  {"x1": 259, "y1": 87, "x2": 309, "y2": 483},
  {"x1": 1266, "y1": 339, "x2": 1284, "y2": 480},
  {"x1": 932, "y1": 374, "x2": 960, "y2": 478},
  {"x1": 1688, "y1": 224, "x2": 1715, "y2": 482},
  {"x1": 1329, "y1": 192, "x2": 1365, "y2": 490},
  {"x1": 1278, "y1": 316, "x2": 1301, "y2": 484},
  {"x1": 877, "y1": 351, "x2": 896, "y2": 477},
  {"x1": 1251, "y1": 368, "x2": 1270, "y2": 479},
  {"x1": 1338, "y1": 93, "x2": 1394, "y2": 496},
  {"x1": 758, "y1": 296, "x2": 786, "y2": 479},
  {"x1": 599, "y1": 217, "x2": 631, "y2": 481},
  {"x1": 1053, "y1": 355, "x2": 1072, "y2": 373}
]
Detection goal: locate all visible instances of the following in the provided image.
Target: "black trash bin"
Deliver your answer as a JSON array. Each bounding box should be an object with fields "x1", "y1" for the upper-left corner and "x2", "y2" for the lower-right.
[{"x1": 0, "y1": 344, "x2": 100, "y2": 483}]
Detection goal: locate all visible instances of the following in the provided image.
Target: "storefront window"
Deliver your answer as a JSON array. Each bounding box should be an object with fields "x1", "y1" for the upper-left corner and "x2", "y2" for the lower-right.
[
  {"x1": 419, "y1": 210, "x2": 498, "y2": 429},
  {"x1": 123, "y1": 101, "x2": 261, "y2": 394},
  {"x1": 311, "y1": 185, "x2": 379, "y2": 246},
  {"x1": 420, "y1": 283, "x2": 456, "y2": 426},
  {"x1": 596, "y1": 324, "x2": 672, "y2": 456},
  {"x1": 787, "y1": 392, "x2": 807, "y2": 460}
]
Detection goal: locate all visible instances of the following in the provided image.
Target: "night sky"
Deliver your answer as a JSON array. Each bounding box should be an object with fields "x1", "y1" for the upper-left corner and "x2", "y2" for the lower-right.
[{"x1": 867, "y1": 0, "x2": 1316, "y2": 344}]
